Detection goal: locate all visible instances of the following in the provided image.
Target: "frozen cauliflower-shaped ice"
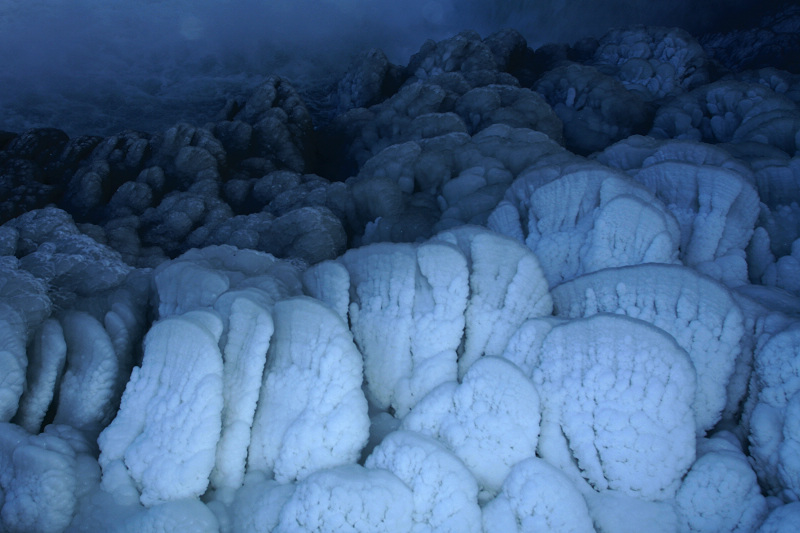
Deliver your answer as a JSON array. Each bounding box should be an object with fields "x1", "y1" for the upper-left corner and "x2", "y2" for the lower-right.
[
  {"x1": 98, "y1": 310, "x2": 224, "y2": 506},
  {"x1": 509, "y1": 314, "x2": 696, "y2": 501},
  {"x1": 488, "y1": 161, "x2": 680, "y2": 286},
  {"x1": 365, "y1": 430, "x2": 481, "y2": 533},
  {"x1": 433, "y1": 225, "x2": 552, "y2": 376},
  {"x1": 402, "y1": 356, "x2": 540, "y2": 500},
  {"x1": 275, "y1": 464, "x2": 412, "y2": 533},
  {"x1": 339, "y1": 241, "x2": 468, "y2": 415},
  {"x1": 675, "y1": 432, "x2": 767, "y2": 533},
  {"x1": 552, "y1": 264, "x2": 744, "y2": 433},
  {"x1": 482, "y1": 456, "x2": 595, "y2": 533},
  {"x1": 248, "y1": 297, "x2": 369, "y2": 483}
]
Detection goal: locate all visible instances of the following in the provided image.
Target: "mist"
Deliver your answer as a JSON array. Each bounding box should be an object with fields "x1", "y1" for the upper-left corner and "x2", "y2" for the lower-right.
[{"x1": 0, "y1": 0, "x2": 772, "y2": 136}]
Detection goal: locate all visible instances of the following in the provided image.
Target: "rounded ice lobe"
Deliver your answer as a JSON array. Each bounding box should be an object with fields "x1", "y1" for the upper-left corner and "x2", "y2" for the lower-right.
[
  {"x1": 591, "y1": 26, "x2": 711, "y2": 100},
  {"x1": 97, "y1": 311, "x2": 224, "y2": 506},
  {"x1": 276, "y1": 464, "x2": 413, "y2": 533},
  {"x1": 535, "y1": 63, "x2": 653, "y2": 155},
  {"x1": 432, "y1": 225, "x2": 552, "y2": 376},
  {"x1": 482, "y1": 457, "x2": 595, "y2": 533},
  {"x1": 675, "y1": 433, "x2": 767, "y2": 533},
  {"x1": 748, "y1": 324, "x2": 800, "y2": 499},
  {"x1": 339, "y1": 240, "x2": 468, "y2": 416},
  {"x1": 402, "y1": 356, "x2": 541, "y2": 500},
  {"x1": 513, "y1": 314, "x2": 696, "y2": 501},
  {"x1": 488, "y1": 161, "x2": 680, "y2": 286},
  {"x1": 247, "y1": 297, "x2": 369, "y2": 483},
  {"x1": 365, "y1": 430, "x2": 481, "y2": 533},
  {"x1": 651, "y1": 80, "x2": 800, "y2": 154},
  {"x1": 551, "y1": 263, "x2": 745, "y2": 433}
]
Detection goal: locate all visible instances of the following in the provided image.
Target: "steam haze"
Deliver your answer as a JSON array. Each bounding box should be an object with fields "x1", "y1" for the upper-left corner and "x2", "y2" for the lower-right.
[{"x1": 0, "y1": 0, "x2": 770, "y2": 136}]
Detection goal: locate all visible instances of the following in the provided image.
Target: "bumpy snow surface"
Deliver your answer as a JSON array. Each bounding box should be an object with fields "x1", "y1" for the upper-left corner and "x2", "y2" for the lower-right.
[{"x1": 2, "y1": 4, "x2": 800, "y2": 532}]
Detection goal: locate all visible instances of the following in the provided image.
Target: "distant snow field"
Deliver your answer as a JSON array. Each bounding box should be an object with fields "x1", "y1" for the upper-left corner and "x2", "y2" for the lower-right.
[{"x1": 2, "y1": 1, "x2": 800, "y2": 532}]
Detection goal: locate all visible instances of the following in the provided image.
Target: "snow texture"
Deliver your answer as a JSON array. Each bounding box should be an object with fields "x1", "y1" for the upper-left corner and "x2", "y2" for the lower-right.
[
  {"x1": 598, "y1": 138, "x2": 761, "y2": 285},
  {"x1": 482, "y1": 456, "x2": 595, "y2": 533},
  {"x1": 592, "y1": 26, "x2": 711, "y2": 100},
  {"x1": 0, "y1": 304, "x2": 27, "y2": 423},
  {"x1": 651, "y1": 80, "x2": 800, "y2": 154},
  {"x1": 583, "y1": 489, "x2": 680, "y2": 533},
  {"x1": 110, "y1": 499, "x2": 219, "y2": 533},
  {"x1": 675, "y1": 432, "x2": 767, "y2": 532},
  {"x1": 758, "y1": 502, "x2": 800, "y2": 533},
  {"x1": 226, "y1": 473, "x2": 295, "y2": 533},
  {"x1": 511, "y1": 314, "x2": 696, "y2": 501},
  {"x1": 53, "y1": 311, "x2": 118, "y2": 437},
  {"x1": 0, "y1": 423, "x2": 78, "y2": 533},
  {"x1": 365, "y1": 430, "x2": 481, "y2": 533},
  {"x1": 13, "y1": 319, "x2": 66, "y2": 433},
  {"x1": 534, "y1": 63, "x2": 652, "y2": 155},
  {"x1": 488, "y1": 161, "x2": 680, "y2": 285},
  {"x1": 432, "y1": 225, "x2": 552, "y2": 376},
  {"x1": 210, "y1": 290, "x2": 274, "y2": 494},
  {"x1": 551, "y1": 263, "x2": 744, "y2": 433},
  {"x1": 339, "y1": 240, "x2": 468, "y2": 415},
  {"x1": 247, "y1": 297, "x2": 369, "y2": 483},
  {"x1": 1, "y1": 6, "x2": 799, "y2": 530},
  {"x1": 275, "y1": 464, "x2": 413, "y2": 533},
  {"x1": 748, "y1": 324, "x2": 800, "y2": 499},
  {"x1": 97, "y1": 311, "x2": 224, "y2": 506},
  {"x1": 402, "y1": 356, "x2": 540, "y2": 500}
]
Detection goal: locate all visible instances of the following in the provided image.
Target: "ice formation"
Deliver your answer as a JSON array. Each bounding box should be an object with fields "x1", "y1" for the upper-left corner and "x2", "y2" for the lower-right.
[{"x1": 1, "y1": 3, "x2": 800, "y2": 532}]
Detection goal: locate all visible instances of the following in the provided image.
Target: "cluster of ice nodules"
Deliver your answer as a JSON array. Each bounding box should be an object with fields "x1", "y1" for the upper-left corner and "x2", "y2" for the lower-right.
[{"x1": 2, "y1": 16, "x2": 800, "y2": 532}]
